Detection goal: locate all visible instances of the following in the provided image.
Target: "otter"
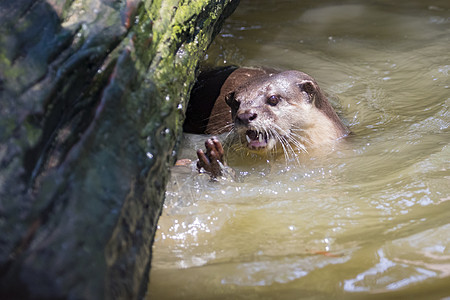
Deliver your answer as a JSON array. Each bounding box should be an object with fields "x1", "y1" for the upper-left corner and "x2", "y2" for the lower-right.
[{"x1": 183, "y1": 67, "x2": 350, "y2": 178}]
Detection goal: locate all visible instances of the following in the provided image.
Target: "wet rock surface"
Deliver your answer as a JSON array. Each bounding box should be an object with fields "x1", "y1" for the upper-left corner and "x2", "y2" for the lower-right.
[{"x1": 0, "y1": 0, "x2": 239, "y2": 299}]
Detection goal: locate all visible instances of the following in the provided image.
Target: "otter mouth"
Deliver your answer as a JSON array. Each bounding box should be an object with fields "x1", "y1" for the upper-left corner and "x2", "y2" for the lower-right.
[{"x1": 245, "y1": 130, "x2": 269, "y2": 149}]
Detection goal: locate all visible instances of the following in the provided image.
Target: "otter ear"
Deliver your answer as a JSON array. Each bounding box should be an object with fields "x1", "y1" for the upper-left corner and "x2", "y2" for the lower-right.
[
  {"x1": 297, "y1": 80, "x2": 316, "y2": 103},
  {"x1": 225, "y1": 91, "x2": 236, "y2": 107}
]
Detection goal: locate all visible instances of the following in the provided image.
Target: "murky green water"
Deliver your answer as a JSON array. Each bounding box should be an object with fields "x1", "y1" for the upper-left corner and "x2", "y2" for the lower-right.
[{"x1": 148, "y1": 0, "x2": 449, "y2": 299}]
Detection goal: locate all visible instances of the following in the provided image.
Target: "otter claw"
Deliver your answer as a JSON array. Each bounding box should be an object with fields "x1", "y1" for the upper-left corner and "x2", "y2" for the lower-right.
[{"x1": 196, "y1": 137, "x2": 225, "y2": 178}]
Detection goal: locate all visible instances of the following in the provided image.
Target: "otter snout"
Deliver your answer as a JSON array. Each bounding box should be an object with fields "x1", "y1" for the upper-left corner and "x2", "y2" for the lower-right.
[{"x1": 236, "y1": 110, "x2": 257, "y2": 126}]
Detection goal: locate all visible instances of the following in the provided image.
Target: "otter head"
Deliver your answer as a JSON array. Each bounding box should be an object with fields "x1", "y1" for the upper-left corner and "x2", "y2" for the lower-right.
[{"x1": 225, "y1": 70, "x2": 345, "y2": 155}]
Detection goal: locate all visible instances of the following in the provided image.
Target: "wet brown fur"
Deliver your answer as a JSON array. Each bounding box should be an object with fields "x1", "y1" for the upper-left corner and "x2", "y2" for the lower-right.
[{"x1": 185, "y1": 67, "x2": 349, "y2": 158}]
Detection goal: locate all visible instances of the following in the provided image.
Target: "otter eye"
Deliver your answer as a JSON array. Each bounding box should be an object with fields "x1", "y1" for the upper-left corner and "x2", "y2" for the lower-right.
[{"x1": 267, "y1": 95, "x2": 280, "y2": 106}]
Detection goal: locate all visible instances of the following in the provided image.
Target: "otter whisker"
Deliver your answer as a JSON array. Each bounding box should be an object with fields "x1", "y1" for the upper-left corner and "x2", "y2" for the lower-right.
[
  {"x1": 286, "y1": 133, "x2": 309, "y2": 155},
  {"x1": 287, "y1": 129, "x2": 312, "y2": 148},
  {"x1": 269, "y1": 123, "x2": 306, "y2": 161},
  {"x1": 279, "y1": 133, "x2": 300, "y2": 165},
  {"x1": 266, "y1": 124, "x2": 291, "y2": 160},
  {"x1": 277, "y1": 133, "x2": 291, "y2": 162},
  {"x1": 267, "y1": 128, "x2": 285, "y2": 160},
  {"x1": 269, "y1": 128, "x2": 295, "y2": 164},
  {"x1": 207, "y1": 110, "x2": 233, "y2": 118}
]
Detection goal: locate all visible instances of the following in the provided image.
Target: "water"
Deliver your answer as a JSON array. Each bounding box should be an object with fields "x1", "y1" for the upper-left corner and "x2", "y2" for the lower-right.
[{"x1": 148, "y1": 0, "x2": 450, "y2": 298}]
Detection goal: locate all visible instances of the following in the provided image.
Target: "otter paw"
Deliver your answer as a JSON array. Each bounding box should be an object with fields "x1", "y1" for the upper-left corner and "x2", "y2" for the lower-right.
[{"x1": 196, "y1": 137, "x2": 225, "y2": 178}]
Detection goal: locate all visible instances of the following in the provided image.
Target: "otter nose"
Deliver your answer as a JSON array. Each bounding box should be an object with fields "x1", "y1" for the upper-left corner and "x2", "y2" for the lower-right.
[{"x1": 236, "y1": 111, "x2": 257, "y2": 125}]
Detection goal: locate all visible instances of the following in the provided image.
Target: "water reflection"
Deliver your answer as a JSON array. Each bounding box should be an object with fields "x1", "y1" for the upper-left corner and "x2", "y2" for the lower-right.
[
  {"x1": 345, "y1": 224, "x2": 450, "y2": 293},
  {"x1": 149, "y1": 0, "x2": 449, "y2": 298}
]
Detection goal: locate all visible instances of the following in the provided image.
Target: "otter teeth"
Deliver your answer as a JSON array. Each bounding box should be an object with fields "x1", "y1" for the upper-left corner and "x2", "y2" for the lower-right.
[{"x1": 245, "y1": 130, "x2": 270, "y2": 149}]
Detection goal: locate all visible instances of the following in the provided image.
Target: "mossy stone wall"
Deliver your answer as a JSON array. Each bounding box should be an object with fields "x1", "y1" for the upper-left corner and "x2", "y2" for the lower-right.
[{"x1": 0, "y1": 0, "x2": 240, "y2": 299}]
